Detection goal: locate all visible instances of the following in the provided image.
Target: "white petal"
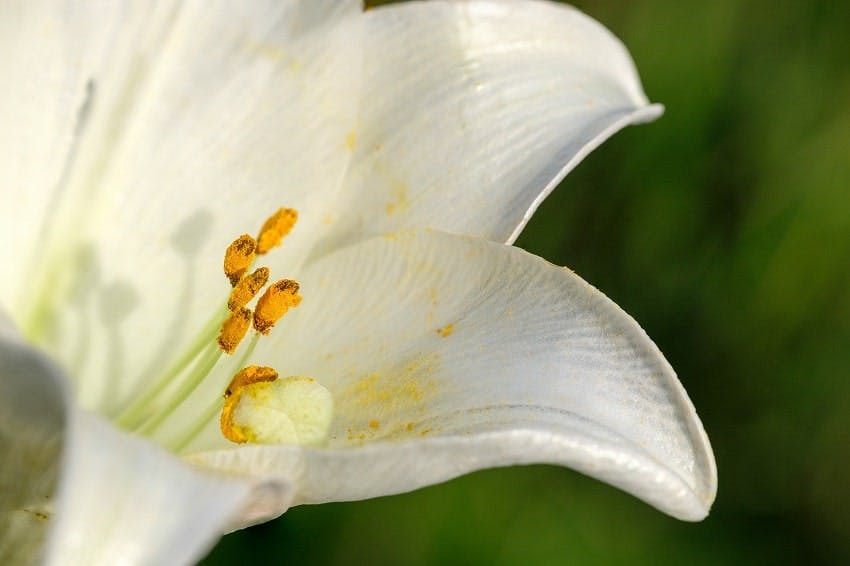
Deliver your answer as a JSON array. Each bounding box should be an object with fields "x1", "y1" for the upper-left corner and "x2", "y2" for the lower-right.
[
  {"x1": 10, "y1": 0, "x2": 364, "y2": 411},
  {"x1": 0, "y1": 311, "x2": 67, "y2": 564},
  {"x1": 45, "y1": 412, "x2": 267, "y2": 566},
  {"x1": 0, "y1": 2, "x2": 128, "y2": 309},
  {"x1": 1, "y1": 312, "x2": 288, "y2": 564},
  {"x1": 318, "y1": 0, "x2": 662, "y2": 253},
  {"x1": 191, "y1": 230, "x2": 716, "y2": 522}
]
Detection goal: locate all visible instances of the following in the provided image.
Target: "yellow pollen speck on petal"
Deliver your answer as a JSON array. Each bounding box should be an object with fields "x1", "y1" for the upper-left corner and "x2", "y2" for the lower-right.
[
  {"x1": 384, "y1": 182, "x2": 410, "y2": 216},
  {"x1": 345, "y1": 131, "x2": 357, "y2": 151},
  {"x1": 336, "y1": 353, "x2": 440, "y2": 442},
  {"x1": 224, "y1": 235, "x2": 257, "y2": 286},
  {"x1": 221, "y1": 367, "x2": 333, "y2": 446},
  {"x1": 217, "y1": 307, "x2": 252, "y2": 354},
  {"x1": 256, "y1": 208, "x2": 298, "y2": 255},
  {"x1": 254, "y1": 279, "x2": 302, "y2": 334},
  {"x1": 436, "y1": 323, "x2": 454, "y2": 338},
  {"x1": 228, "y1": 267, "x2": 270, "y2": 311}
]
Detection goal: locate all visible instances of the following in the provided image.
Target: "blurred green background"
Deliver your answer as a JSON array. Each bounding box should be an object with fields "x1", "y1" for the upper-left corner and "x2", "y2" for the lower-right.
[{"x1": 204, "y1": 0, "x2": 850, "y2": 564}]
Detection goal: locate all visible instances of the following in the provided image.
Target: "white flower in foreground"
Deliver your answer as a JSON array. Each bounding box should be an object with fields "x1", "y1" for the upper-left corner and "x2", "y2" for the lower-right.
[{"x1": 0, "y1": 0, "x2": 716, "y2": 564}]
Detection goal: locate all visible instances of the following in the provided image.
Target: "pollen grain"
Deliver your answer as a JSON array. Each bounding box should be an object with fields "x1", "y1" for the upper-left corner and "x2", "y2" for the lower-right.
[{"x1": 436, "y1": 323, "x2": 454, "y2": 338}]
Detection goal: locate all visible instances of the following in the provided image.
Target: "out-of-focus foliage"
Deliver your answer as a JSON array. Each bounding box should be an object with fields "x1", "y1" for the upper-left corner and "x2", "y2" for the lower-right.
[{"x1": 203, "y1": 1, "x2": 850, "y2": 564}]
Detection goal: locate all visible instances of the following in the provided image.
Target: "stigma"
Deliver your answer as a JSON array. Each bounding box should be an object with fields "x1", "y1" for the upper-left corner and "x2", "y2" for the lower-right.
[{"x1": 220, "y1": 366, "x2": 333, "y2": 445}]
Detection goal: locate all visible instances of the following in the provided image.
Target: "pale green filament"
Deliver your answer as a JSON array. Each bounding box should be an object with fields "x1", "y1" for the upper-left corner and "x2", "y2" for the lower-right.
[
  {"x1": 114, "y1": 307, "x2": 228, "y2": 430},
  {"x1": 135, "y1": 342, "x2": 223, "y2": 435},
  {"x1": 169, "y1": 334, "x2": 261, "y2": 452}
]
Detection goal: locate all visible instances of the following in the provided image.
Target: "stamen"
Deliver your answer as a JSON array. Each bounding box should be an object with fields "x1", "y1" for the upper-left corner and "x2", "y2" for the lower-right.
[
  {"x1": 228, "y1": 267, "x2": 270, "y2": 311},
  {"x1": 117, "y1": 206, "x2": 310, "y2": 447},
  {"x1": 217, "y1": 307, "x2": 252, "y2": 354},
  {"x1": 256, "y1": 208, "x2": 298, "y2": 255},
  {"x1": 224, "y1": 235, "x2": 257, "y2": 286},
  {"x1": 253, "y1": 279, "x2": 302, "y2": 334},
  {"x1": 221, "y1": 366, "x2": 333, "y2": 445}
]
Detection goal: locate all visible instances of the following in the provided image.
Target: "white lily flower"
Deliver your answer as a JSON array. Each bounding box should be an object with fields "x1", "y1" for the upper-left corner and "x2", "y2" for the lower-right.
[{"x1": 0, "y1": 0, "x2": 716, "y2": 564}]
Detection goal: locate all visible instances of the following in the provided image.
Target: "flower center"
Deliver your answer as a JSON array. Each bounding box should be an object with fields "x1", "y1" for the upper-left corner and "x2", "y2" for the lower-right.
[{"x1": 113, "y1": 207, "x2": 332, "y2": 451}]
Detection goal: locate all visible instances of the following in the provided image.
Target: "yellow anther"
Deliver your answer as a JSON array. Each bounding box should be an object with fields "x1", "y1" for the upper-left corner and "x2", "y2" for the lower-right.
[
  {"x1": 220, "y1": 365, "x2": 279, "y2": 443},
  {"x1": 217, "y1": 307, "x2": 252, "y2": 354},
  {"x1": 224, "y1": 235, "x2": 257, "y2": 286},
  {"x1": 220, "y1": 366, "x2": 333, "y2": 445},
  {"x1": 253, "y1": 279, "x2": 302, "y2": 335},
  {"x1": 227, "y1": 267, "x2": 270, "y2": 311},
  {"x1": 256, "y1": 208, "x2": 298, "y2": 255},
  {"x1": 224, "y1": 365, "x2": 280, "y2": 399}
]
